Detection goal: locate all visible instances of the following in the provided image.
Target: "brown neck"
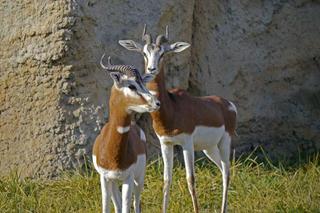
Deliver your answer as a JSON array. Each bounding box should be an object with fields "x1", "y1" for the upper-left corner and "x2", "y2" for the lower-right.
[
  {"x1": 108, "y1": 87, "x2": 132, "y2": 128},
  {"x1": 100, "y1": 86, "x2": 132, "y2": 165},
  {"x1": 146, "y1": 61, "x2": 174, "y2": 130}
]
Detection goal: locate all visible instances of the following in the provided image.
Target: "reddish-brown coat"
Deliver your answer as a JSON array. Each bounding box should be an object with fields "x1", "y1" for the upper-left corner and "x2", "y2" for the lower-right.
[
  {"x1": 92, "y1": 87, "x2": 146, "y2": 170},
  {"x1": 147, "y1": 64, "x2": 236, "y2": 137}
]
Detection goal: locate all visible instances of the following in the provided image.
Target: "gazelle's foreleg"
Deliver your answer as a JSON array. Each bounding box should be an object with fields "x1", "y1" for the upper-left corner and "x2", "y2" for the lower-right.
[
  {"x1": 218, "y1": 133, "x2": 231, "y2": 213},
  {"x1": 100, "y1": 175, "x2": 112, "y2": 213},
  {"x1": 160, "y1": 143, "x2": 174, "y2": 213},
  {"x1": 122, "y1": 175, "x2": 134, "y2": 213},
  {"x1": 111, "y1": 182, "x2": 122, "y2": 213},
  {"x1": 133, "y1": 154, "x2": 146, "y2": 213},
  {"x1": 182, "y1": 139, "x2": 199, "y2": 213}
]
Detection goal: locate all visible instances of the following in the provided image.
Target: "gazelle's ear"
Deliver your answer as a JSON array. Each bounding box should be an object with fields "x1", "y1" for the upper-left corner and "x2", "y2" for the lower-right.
[
  {"x1": 142, "y1": 73, "x2": 155, "y2": 84},
  {"x1": 167, "y1": 42, "x2": 190, "y2": 53},
  {"x1": 119, "y1": 40, "x2": 143, "y2": 52},
  {"x1": 109, "y1": 72, "x2": 122, "y2": 86}
]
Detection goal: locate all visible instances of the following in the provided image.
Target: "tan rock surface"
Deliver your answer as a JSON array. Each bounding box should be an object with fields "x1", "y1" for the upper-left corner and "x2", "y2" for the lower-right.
[
  {"x1": 0, "y1": 0, "x2": 319, "y2": 178},
  {"x1": 190, "y1": 0, "x2": 320, "y2": 159}
]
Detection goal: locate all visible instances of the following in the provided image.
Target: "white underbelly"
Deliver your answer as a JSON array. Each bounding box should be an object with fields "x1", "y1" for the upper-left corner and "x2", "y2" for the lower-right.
[
  {"x1": 92, "y1": 154, "x2": 146, "y2": 181},
  {"x1": 193, "y1": 125, "x2": 225, "y2": 150},
  {"x1": 156, "y1": 125, "x2": 225, "y2": 151}
]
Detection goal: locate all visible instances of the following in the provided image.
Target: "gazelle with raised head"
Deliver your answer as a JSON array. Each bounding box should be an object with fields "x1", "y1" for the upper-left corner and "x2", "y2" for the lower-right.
[
  {"x1": 119, "y1": 26, "x2": 237, "y2": 213},
  {"x1": 93, "y1": 55, "x2": 160, "y2": 213}
]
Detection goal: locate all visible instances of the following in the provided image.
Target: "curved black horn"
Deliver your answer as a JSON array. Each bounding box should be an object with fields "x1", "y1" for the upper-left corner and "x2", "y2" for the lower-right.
[
  {"x1": 100, "y1": 54, "x2": 138, "y2": 75},
  {"x1": 165, "y1": 25, "x2": 169, "y2": 40},
  {"x1": 156, "y1": 26, "x2": 169, "y2": 46},
  {"x1": 156, "y1": 34, "x2": 168, "y2": 46},
  {"x1": 142, "y1": 24, "x2": 152, "y2": 44},
  {"x1": 142, "y1": 24, "x2": 146, "y2": 38},
  {"x1": 100, "y1": 54, "x2": 115, "y2": 71}
]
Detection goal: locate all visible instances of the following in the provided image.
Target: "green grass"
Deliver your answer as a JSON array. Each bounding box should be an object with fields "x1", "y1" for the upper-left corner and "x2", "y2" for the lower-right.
[{"x1": 0, "y1": 154, "x2": 319, "y2": 213}]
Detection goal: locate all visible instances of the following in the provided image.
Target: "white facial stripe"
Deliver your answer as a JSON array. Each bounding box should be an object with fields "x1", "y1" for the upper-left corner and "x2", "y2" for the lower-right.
[
  {"x1": 141, "y1": 93, "x2": 152, "y2": 102},
  {"x1": 122, "y1": 76, "x2": 136, "y2": 80},
  {"x1": 121, "y1": 80, "x2": 145, "y2": 99},
  {"x1": 127, "y1": 105, "x2": 150, "y2": 113},
  {"x1": 143, "y1": 44, "x2": 165, "y2": 73},
  {"x1": 117, "y1": 71, "x2": 158, "y2": 110},
  {"x1": 120, "y1": 79, "x2": 155, "y2": 113},
  {"x1": 150, "y1": 90, "x2": 158, "y2": 95},
  {"x1": 143, "y1": 45, "x2": 151, "y2": 56},
  {"x1": 122, "y1": 87, "x2": 140, "y2": 99},
  {"x1": 117, "y1": 126, "x2": 130, "y2": 134}
]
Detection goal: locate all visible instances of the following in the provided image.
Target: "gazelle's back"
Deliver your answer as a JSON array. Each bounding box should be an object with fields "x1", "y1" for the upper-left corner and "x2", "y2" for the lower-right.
[{"x1": 162, "y1": 88, "x2": 237, "y2": 136}]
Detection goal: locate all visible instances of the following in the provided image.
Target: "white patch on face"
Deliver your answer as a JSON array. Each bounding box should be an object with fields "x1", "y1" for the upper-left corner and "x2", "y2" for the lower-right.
[
  {"x1": 117, "y1": 125, "x2": 130, "y2": 134},
  {"x1": 121, "y1": 76, "x2": 136, "y2": 81},
  {"x1": 122, "y1": 87, "x2": 140, "y2": 99},
  {"x1": 143, "y1": 45, "x2": 164, "y2": 74},
  {"x1": 149, "y1": 52, "x2": 158, "y2": 69},
  {"x1": 141, "y1": 92, "x2": 153, "y2": 103},
  {"x1": 127, "y1": 105, "x2": 150, "y2": 113},
  {"x1": 228, "y1": 101, "x2": 237, "y2": 114},
  {"x1": 149, "y1": 90, "x2": 158, "y2": 95},
  {"x1": 120, "y1": 80, "x2": 153, "y2": 104}
]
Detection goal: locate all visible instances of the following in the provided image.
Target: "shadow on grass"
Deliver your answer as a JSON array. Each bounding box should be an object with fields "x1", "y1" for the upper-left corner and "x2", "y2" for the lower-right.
[{"x1": 193, "y1": 145, "x2": 320, "y2": 172}]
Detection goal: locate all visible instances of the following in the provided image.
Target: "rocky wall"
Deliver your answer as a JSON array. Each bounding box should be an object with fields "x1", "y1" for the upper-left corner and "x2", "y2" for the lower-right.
[
  {"x1": 0, "y1": 0, "x2": 319, "y2": 178},
  {"x1": 0, "y1": 0, "x2": 75, "y2": 178},
  {"x1": 190, "y1": 0, "x2": 320, "y2": 159}
]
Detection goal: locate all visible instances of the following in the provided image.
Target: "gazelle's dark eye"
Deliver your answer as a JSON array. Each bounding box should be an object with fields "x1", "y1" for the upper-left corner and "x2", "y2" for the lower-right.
[{"x1": 128, "y1": 85, "x2": 137, "y2": 91}]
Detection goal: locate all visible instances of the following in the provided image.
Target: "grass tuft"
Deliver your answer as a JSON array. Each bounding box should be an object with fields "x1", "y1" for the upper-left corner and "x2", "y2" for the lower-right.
[{"x1": 0, "y1": 153, "x2": 319, "y2": 212}]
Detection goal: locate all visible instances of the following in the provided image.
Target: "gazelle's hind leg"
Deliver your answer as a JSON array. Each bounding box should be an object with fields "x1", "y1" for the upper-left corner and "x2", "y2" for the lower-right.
[
  {"x1": 203, "y1": 145, "x2": 222, "y2": 172},
  {"x1": 133, "y1": 177, "x2": 144, "y2": 213},
  {"x1": 182, "y1": 140, "x2": 199, "y2": 213},
  {"x1": 218, "y1": 133, "x2": 231, "y2": 213}
]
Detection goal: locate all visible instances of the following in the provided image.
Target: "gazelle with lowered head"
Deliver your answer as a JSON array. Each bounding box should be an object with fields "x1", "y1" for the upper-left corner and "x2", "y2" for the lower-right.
[
  {"x1": 92, "y1": 55, "x2": 160, "y2": 213},
  {"x1": 119, "y1": 26, "x2": 237, "y2": 213}
]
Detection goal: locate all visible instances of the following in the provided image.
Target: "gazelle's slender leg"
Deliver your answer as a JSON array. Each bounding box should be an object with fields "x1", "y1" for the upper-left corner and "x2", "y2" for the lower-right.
[
  {"x1": 111, "y1": 182, "x2": 122, "y2": 213},
  {"x1": 133, "y1": 182, "x2": 143, "y2": 213},
  {"x1": 203, "y1": 146, "x2": 222, "y2": 172},
  {"x1": 218, "y1": 133, "x2": 231, "y2": 213},
  {"x1": 122, "y1": 175, "x2": 134, "y2": 213},
  {"x1": 160, "y1": 143, "x2": 174, "y2": 213},
  {"x1": 133, "y1": 155, "x2": 146, "y2": 213},
  {"x1": 100, "y1": 175, "x2": 111, "y2": 213},
  {"x1": 182, "y1": 139, "x2": 199, "y2": 213}
]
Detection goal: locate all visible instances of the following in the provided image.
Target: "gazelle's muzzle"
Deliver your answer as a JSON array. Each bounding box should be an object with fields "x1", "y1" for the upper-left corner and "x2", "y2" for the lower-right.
[
  {"x1": 143, "y1": 93, "x2": 160, "y2": 111},
  {"x1": 146, "y1": 59, "x2": 159, "y2": 75},
  {"x1": 151, "y1": 98, "x2": 161, "y2": 111},
  {"x1": 148, "y1": 96, "x2": 160, "y2": 111}
]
